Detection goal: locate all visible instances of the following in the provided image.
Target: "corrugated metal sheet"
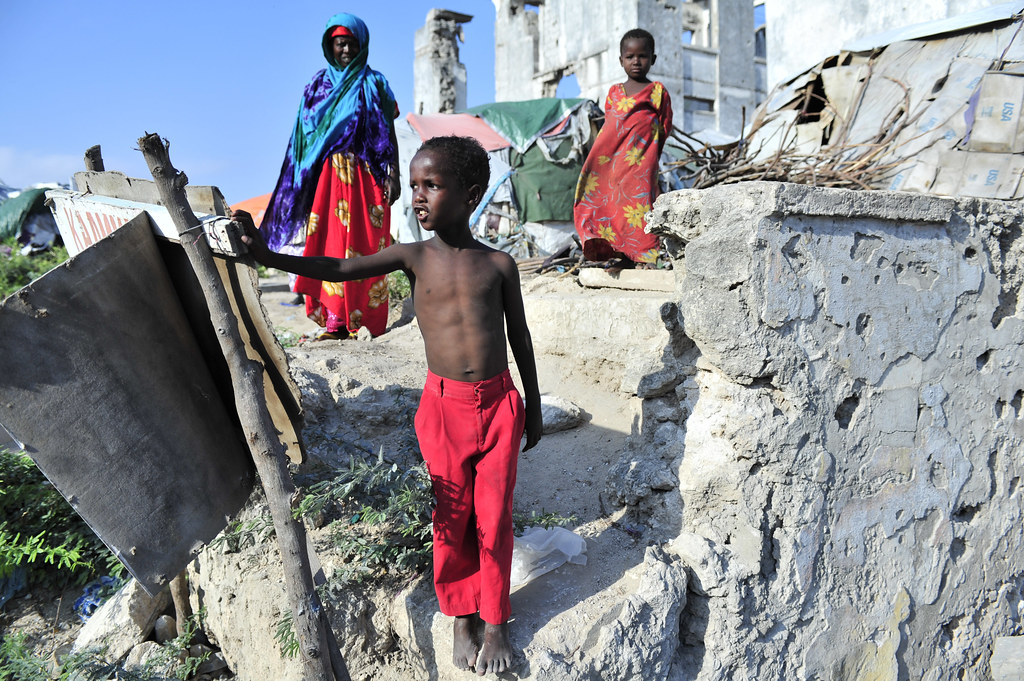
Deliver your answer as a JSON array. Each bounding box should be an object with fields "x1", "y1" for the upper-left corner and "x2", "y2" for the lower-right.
[{"x1": 747, "y1": 8, "x2": 1024, "y2": 199}]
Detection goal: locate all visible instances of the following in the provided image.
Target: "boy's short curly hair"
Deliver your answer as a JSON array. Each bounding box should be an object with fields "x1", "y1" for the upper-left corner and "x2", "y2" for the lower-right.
[
  {"x1": 417, "y1": 136, "x2": 490, "y2": 190},
  {"x1": 620, "y1": 28, "x2": 655, "y2": 54}
]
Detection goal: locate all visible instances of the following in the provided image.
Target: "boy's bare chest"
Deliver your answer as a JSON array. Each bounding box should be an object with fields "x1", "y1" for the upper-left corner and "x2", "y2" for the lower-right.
[{"x1": 412, "y1": 251, "x2": 502, "y2": 311}]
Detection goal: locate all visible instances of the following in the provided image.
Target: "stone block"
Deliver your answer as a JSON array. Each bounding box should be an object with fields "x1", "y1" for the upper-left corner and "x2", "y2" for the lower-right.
[
  {"x1": 992, "y1": 637, "x2": 1024, "y2": 681},
  {"x1": 73, "y1": 579, "x2": 170, "y2": 662}
]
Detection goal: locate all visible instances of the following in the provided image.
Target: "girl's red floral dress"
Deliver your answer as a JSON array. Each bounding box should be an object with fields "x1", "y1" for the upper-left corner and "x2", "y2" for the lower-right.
[{"x1": 573, "y1": 81, "x2": 673, "y2": 264}]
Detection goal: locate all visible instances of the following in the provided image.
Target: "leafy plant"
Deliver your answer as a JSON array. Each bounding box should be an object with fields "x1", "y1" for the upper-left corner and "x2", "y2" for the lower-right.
[
  {"x1": 0, "y1": 530, "x2": 89, "y2": 578},
  {"x1": 0, "y1": 632, "x2": 50, "y2": 680},
  {"x1": 0, "y1": 448, "x2": 120, "y2": 592},
  {"x1": 0, "y1": 237, "x2": 69, "y2": 299},
  {"x1": 297, "y1": 448, "x2": 434, "y2": 582},
  {"x1": 513, "y1": 509, "x2": 579, "y2": 534},
  {"x1": 274, "y1": 610, "x2": 301, "y2": 659},
  {"x1": 1, "y1": 634, "x2": 128, "y2": 681},
  {"x1": 156, "y1": 611, "x2": 212, "y2": 679},
  {"x1": 387, "y1": 270, "x2": 411, "y2": 303},
  {"x1": 208, "y1": 514, "x2": 276, "y2": 553}
]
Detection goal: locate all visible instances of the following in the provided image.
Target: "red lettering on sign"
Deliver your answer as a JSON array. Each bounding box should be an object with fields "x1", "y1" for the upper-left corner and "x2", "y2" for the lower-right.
[{"x1": 61, "y1": 205, "x2": 88, "y2": 252}]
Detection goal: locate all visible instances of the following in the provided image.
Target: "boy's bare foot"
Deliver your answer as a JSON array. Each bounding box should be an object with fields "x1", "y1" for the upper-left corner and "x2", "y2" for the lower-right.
[
  {"x1": 453, "y1": 615, "x2": 480, "y2": 671},
  {"x1": 475, "y1": 621, "x2": 513, "y2": 676}
]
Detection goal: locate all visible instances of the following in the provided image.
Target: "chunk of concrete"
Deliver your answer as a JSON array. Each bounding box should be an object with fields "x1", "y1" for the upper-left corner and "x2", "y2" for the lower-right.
[
  {"x1": 540, "y1": 395, "x2": 586, "y2": 433},
  {"x1": 73, "y1": 579, "x2": 170, "y2": 661},
  {"x1": 579, "y1": 267, "x2": 676, "y2": 292},
  {"x1": 992, "y1": 637, "x2": 1024, "y2": 681}
]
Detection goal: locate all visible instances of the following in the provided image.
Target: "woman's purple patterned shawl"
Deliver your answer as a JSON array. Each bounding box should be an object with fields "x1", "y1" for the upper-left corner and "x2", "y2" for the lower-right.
[{"x1": 260, "y1": 13, "x2": 396, "y2": 251}]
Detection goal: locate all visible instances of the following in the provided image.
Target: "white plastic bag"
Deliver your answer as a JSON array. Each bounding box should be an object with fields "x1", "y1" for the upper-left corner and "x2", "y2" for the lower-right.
[{"x1": 510, "y1": 526, "x2": 588, "y2": 588}]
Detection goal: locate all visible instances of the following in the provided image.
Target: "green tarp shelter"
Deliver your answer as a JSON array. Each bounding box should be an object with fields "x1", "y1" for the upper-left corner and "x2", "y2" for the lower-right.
[
  {"x1": 509, "y1": 138, "x2": 581, "y2": 223},
  {"x1": 467, "y1": 98, "x2": 590, "y2": 154},
  {"x1": 0, "y1": 188, "x2": 49, "y2": 240}
]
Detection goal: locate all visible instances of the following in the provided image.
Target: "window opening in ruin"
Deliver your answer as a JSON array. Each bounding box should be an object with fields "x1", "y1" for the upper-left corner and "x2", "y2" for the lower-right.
[
  {"x1": 682, "y1": 1, "x2": 710, "y2": 48},
  {"x1": 555, "y1": 73, "x2": 581, "y2": 98},
  {"x1": 507, "y1": 0, "x2": 541, "y2": 17},
  {"x1": 754, "y1": 2, "x2": 766, "y2": 59},
  {"x1": 684, "y1": 97, "x2": 714, "y2": 113}
]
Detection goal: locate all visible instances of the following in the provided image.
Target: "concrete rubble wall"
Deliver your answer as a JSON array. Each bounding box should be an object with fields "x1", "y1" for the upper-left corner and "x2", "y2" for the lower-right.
[
  {"x1": 623, "y1": 181, "x2": 1024, "y2": 679},
  {"x1": 413, "y1": 9, "x2": 471, "y2": 115}
]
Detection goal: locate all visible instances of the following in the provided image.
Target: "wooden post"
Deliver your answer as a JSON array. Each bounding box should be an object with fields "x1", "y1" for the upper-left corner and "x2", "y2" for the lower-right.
[
  {"x1": 84, "y1": 145, "x2": 105, "y2": 171},
  {"x1": 138, "y1": 133, "x2": 349, "y2": 681},
  {"x1": 169, "y1": 573, "x2": 193, "y2": 640}
]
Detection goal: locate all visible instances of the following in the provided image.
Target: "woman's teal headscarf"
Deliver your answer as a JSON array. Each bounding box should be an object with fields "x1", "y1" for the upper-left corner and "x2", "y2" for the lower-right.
[{"x1": 262, "y1": 12, "x2": 397, "y2": 251}]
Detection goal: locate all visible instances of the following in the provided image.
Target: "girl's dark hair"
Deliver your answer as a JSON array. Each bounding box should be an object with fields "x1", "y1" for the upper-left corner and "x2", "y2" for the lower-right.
[
  {"x1": 418, "y1": 136, "x2": 490, "y2": 190},
  {"x1": 620, "y1": 28, "x2": 655, "y2": 53}
]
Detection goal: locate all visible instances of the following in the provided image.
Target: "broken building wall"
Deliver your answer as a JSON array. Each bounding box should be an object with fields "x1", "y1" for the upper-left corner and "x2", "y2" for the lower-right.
[
  {"x1": 493, "y1": 0, "x2": 766, "y2": 136},
  {"x1": 413, "y1": 9, "x2": 472, "y2": 114},
  {"x1": 610, "y1": 181, "x2": 1024, "y2": 679},
  {"x1": 765, "y1": 0, "x2": 1009, "y2": 86}
]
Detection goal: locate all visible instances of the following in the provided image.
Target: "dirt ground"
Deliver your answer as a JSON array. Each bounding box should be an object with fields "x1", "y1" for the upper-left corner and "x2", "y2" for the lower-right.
[{"x1": 3, "y1": 268, "x2": 641, "y2": 673}]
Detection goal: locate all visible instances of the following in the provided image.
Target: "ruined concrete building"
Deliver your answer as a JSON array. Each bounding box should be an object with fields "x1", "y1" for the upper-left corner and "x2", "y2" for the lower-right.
[
  {"x1": 765, "y1": 0, "x2": 1010, "y2": 87},
  {"x1": 413, "y1": 9, "x2": 472, "y2": 115},
  {"x1": 493, "y1": 0, "x2": 767, "y2": 136}
]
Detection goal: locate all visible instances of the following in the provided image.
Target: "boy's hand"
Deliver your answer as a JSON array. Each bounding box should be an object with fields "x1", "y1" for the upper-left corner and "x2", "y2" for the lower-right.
[
  {"x1": 232, "y1": 210, "x2": 271, "y2": 262},
  {"x1": 523, "y1": 404, "x2": 542, "y2": 451}
]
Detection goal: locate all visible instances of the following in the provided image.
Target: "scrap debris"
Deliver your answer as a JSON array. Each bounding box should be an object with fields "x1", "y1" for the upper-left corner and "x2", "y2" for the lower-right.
[{"x1": 664, "y1": 7, "x2": 1024, "y2": 200}]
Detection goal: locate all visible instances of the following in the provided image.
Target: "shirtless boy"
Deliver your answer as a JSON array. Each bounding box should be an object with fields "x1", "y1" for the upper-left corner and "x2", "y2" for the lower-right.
[{"x1": 236, "y1": 135, "x2": 542, "y2": 675}]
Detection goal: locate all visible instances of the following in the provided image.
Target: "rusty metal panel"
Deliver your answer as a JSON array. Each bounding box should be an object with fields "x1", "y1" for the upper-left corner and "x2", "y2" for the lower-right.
[{"x1": 0, "y1": 216, "x2": 254, "y2": 594}]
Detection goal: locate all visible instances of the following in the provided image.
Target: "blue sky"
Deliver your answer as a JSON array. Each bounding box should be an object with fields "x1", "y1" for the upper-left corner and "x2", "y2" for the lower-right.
[{"x1": 0, "y1": 1, "x2": 499, "y2": 203}]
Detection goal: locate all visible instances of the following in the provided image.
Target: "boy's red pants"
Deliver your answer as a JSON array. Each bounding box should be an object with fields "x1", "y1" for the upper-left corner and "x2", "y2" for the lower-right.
[{"x1": 415, "y1": 369, "x2": 525, "y2": 625}]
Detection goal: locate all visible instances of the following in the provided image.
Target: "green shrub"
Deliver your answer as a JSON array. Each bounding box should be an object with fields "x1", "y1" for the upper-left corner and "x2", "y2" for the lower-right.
[
  {"x1": 274, "y1": 610, "x2": 301, "y2": 659},
  {"x1": 387, "y1": 270, "x2": 411, "y2": 303},
  {"x1": 513, "y1": 509, "x2": 579, "y2": 534},
  {"x1": 0, "y1": 447, "x2": 120, "y2": 591},
  {"x1": 1, "y1": 613, "x2": 212, "y2": 681},
  {"x1": 0, "y1": 237, "x2": 69, "y2": 299},
  {"x1": 297, "y1": 448, "x2": 433, "y2": 582},
  {"x1": 0, "y1": 632, "x2": 50, "y2": 680}
]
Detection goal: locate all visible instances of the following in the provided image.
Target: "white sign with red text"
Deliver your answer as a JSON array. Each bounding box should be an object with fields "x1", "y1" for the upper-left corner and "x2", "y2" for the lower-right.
[{"x1": 47, "y1": 190, "x2": 243, "y2": 257}]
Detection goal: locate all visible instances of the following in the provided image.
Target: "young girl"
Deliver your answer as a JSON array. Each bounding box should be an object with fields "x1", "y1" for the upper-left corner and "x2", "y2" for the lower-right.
[{"x1": 573, "y1": 28, "x2": 673, "y2": 268}]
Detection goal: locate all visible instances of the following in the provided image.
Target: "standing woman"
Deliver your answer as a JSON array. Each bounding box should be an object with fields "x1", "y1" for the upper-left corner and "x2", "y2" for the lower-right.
[{"x1": 261, "y1": 13, "x2": 401, "y2": 339}]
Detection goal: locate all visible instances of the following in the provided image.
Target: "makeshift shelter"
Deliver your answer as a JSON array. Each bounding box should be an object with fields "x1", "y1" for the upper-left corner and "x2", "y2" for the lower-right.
[
  {"x1": 0, "y1": 171, "x2": 305, "y2": 594},
  {"x1": 405, "y1": 97, "x2": 599, "y2": 257},
  {"x1": 670, "y1": 1, "x2": 1024, "y2": 200},
  {"x1": 0, "y1": 185, "x2": 63, "y2": 253}
]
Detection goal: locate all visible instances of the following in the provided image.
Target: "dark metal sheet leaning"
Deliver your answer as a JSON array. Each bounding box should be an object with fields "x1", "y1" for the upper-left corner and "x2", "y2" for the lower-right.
[{"x1": 0, "y1": 215, "x2": 255, "y2": 595}]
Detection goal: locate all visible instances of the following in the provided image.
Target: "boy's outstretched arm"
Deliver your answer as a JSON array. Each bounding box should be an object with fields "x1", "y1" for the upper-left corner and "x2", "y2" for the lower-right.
[
  {"x1": 500, "y1": 258, "x2": 542, "y2": 451},
  {"x1": 233, "y1": 210, "x2": 407, "y2": 282}
]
